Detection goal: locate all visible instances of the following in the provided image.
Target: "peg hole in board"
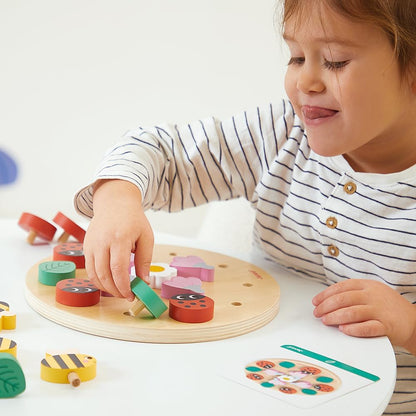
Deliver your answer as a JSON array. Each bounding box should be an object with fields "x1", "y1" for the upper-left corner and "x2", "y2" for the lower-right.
[
  {"x1": 218, "y1": 264, "x2": 228, "y2": 268},
  {"x1": 243, "y1": 283, "x2": 253, "y2": 287},
  {"x1": 231, "y1": 302, "x2": 242, "y2": 307}
]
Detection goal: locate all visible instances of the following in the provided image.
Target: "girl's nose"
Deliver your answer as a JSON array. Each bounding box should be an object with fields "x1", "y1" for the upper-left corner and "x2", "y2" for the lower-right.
[{"x1": 297, "y1": 64, "x2": 325, "y2": 94}]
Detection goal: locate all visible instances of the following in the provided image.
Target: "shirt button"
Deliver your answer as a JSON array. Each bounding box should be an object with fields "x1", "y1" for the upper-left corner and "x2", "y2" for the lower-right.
[
  {"x1": 326, "y1": 217, "x2": 338, "y2": 229},
  {"x1": 344, "y1": 181, "x2": 357, "y2": 194},
  {"x1": 327, "y1": 245, "x2": 339, "y2": 257}
]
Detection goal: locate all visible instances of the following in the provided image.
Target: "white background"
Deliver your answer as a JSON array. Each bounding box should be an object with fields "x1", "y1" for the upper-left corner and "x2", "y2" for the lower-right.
[{"x1": 1, "y1": 0, "x2": 288, "y2": 250}]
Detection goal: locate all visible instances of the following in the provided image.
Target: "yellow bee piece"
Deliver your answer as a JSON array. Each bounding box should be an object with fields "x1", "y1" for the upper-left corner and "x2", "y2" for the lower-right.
[
  {"x1": 0, "y1": 301, "x2": 16, "y2": 331},
  {"x1": 0, "y1": 337, "x2": 17, "y2": 357},
  {"x1": 40, "y1": 353, "x2": 96, "y2": 387}
]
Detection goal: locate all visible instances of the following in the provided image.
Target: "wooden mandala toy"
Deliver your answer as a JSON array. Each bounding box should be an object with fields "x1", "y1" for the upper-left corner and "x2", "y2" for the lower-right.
[
  {"x1": 129, "y1": 277, "x2": 168, "y2": 318},
  {"x1": 161, "y1": 276, "x2": 204, "y2": 299},
  {"x1": 38, "y1": 261, "x2": 76, "y2": 286},
  {"x1": 53, "y1": 242, "x2": 85, "y2": 269},
  {"x1": 148, "y1": 263, "x2": 177, "y2": 289},
  {"x1": 170, "y1": 255, "x2": 215, "y2": 282},
  {"x1": 245, "y1": 358, "x2": 341, "y2": 396},
  {"x1": 169, "y1": 293, "x2": 214, "y2": 323},
  {"x1": 0, "y1": 302, "x2": 16, "y2": 331},
  {"x1": 40, "y1": 353, "x2": 96, "y2": 387},
  {"x1": 0, "y1": 352, "x2": 26, "y2": 397},
  {"x1": 25, "y1": 245, "x2": 280, "y2": 343},
  {"x1": 56, "y1": 279, "x2": 100, "y2": 307},
  {"x1": 53, "y1": 212, "x2": 86, "y2": 243},
  {"x1": 18, "y1": 212, "x2": 57, "y2": 244},
  {"x1": 0, "y1": 337, "x2": 17, "y2": 357}
]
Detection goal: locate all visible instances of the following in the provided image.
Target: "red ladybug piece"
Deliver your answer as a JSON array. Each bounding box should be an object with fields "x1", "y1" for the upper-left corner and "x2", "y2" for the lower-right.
[
  {"x1": 53, "y1": 212, "x2": 86, "y2": 243},
  {"x1": 18, "y1": 212, "x2": 57, "y2": 244},
  {"x1": 53, "y1": 243, "x2": 85, "y2": 269},
  {"x1": 169, "y1": 293, "x2": 214, "y2": 323},
  {"x1": 56, "y1": 278, "x2": 100, "y2": 307}
]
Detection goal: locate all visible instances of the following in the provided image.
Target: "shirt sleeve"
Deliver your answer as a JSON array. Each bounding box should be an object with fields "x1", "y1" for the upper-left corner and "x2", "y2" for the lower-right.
[{"x1": 73, "y1": 99, "x2": 296, "y2": 218}]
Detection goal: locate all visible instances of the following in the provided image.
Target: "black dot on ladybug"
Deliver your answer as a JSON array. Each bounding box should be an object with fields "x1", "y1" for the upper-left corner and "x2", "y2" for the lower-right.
[
  {"x1": 190, "y1": 302, "x2": 196, "y2": 305},
  {"x1": 185, "y1": 305, "x2": 191, "y2": 308}
]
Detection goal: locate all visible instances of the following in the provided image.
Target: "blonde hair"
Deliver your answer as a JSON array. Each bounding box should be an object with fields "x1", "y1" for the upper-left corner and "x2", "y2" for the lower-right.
[{"x1": 281, "y1": 0, "x2": 416, "y2": 79}]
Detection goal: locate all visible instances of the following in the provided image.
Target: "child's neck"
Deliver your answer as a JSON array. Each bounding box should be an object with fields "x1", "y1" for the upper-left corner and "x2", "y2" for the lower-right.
[{"x1": 344, "y1": 115, "x2": 416, "y2": 174}]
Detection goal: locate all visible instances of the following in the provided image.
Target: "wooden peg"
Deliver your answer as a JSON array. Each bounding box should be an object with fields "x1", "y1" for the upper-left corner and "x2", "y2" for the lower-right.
[
  {"x1": 18, "y1": 212, "x2": 56, "y2": 244},
  {"x1": 129, "y1": 277, "x2": 167, "y2": 318},
  {"x1": 40, "y1": 353, "x2": 96, "y2": 386},
  {"x1": 53, "y1": 212, "x2": 86, "y2": 243}
]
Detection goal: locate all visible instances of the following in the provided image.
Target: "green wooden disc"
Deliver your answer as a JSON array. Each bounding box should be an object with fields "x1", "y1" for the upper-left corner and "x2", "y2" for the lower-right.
[
  {"x1": 0, "y1": 352, "x2": 26, "y2": 397},
  {"x1": 130, "y1": 277, "x2": 167, "y2": 318},
  {"x1": 38, "y1": 261, "x2": 76, "y2": 286}
]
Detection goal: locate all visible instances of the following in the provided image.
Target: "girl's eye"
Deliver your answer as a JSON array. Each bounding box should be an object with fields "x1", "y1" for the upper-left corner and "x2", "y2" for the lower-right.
[
  {"x1": 323, "y1": 59, "x2": 350, "y2": 70},
  {"x1": 288, "y1": 57, "x2": 305, "y2": 66}
]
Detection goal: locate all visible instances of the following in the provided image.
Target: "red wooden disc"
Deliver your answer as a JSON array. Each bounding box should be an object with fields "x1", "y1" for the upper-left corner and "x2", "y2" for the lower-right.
[
  {"x1": 53, "y1": 212, "x2": 86, "y2": 242},
  {"x1": 53, "y1": 243, "x2": 85, "y2": 269},
  {"x1": 56, "y1": 278, "x2": 100, "y2": 307},
  {"x1": 18, "y1": 212, "x2": 57, "y2": 241},
  {"x1": 169, "y1": 294, "x2": 214, "y2": 323}
]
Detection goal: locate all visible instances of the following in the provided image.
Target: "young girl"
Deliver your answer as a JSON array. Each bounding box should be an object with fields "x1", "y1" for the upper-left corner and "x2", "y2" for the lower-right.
[{"x1": 74, "y1": 1, "x2": 416, "y2": 413}]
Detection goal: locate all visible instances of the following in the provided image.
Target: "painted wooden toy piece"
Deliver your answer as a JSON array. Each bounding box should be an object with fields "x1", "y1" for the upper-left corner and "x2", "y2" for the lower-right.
[
  {"x1": 56, "y1": 279, "x2": 100, "y2": 307},
  {"x1": 169, "y1": 293, "x2": 214, "y2": 323},
  {"x1": 38, "y1": 261, "x2": 76, "y2": 286},
  {"x1": 0, "y1": 337, "x2": 17, "y2": 357},
  {"x1": 18, "y1": 212, "x2": 57, "y2": 244},
  {"x1": 0, "y1": 302, "x2": 16, "y2": 331},
  {"x1": 53, "y1": 212, "x2": 86, "y2": 243},
  {"x1": 40, "y1": 353, "x2": 96, "y2": 387},
  {"x1": 161, "y1": 276, "x2": 204, "y2": 299},
  {"x1": 53, "y1": 242, "x2": 85, "y2": 269},
  {"x1": 170, "y1": 256, "x2": 215, "y2": 282},
  {"x1": 129, "y1": 277, "x2": 168, "y2": 318},
  {"x1": 0, "y1": 352, "x2": 26, "y2": 398},
  {"x1": 148, "y1": 263, "x2": 177, "y2": 289}
]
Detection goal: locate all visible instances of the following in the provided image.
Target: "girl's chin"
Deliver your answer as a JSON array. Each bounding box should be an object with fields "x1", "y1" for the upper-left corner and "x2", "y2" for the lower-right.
[{"x1": 306, "y1": 138, "x2": 344, "y2": 158}]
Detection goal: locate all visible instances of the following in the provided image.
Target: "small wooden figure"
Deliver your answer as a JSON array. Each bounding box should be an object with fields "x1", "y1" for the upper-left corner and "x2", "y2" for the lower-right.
[
  {"x1": 53, "y1": 242, "x2": 85, "y2": 269},
  {"x1": 53, "y1": 212, "x2": 86, "y2": 243},
  {"x1": 170, "y1": 256, "x2": 215, "y2": 282},
  {"x1": 0, "y1": 337, "x2": 17, "y2": 357},
  {"x1": 169, "y1": 293, "x2": 214, "y2": 323},
  {"x1": 0, "y1": 302, "x2": 16, "y2": 331},
  {"x1": 148, "y1": 263, "x2": 177, "y2": 289},
  {"x1": 56, "y1": 279, "x2": 100, "y2": 307},
  {"x1": 18, "y1": 212, "x2": 57, "y2": 244},
  {"x1": 161, "y1": 276, "x2": 204, "y2": 299},
  {"x1": 40, "y1": 353, "x2": 96, "y2": 387},
  {"x1": 0, "y1": 352, "x2": 26, "y2": 398},
  {"x1": 38, "y1": 261, "x2": 76, "y2": 286},
  {"x1": 129, "y1": 277, "x2": 168, "y2": 318}
]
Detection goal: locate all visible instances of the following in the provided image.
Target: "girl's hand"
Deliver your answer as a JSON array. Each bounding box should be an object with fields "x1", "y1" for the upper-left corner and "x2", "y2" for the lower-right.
[
  {"x1": 83, "y1": 179, "x2": 154, "y2": 301},
  {"x1": 312, "y1": 279, "x2": 416, "y2": 354}
]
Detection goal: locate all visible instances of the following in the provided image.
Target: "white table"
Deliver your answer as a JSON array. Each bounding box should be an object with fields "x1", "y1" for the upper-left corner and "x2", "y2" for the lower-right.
[{"x1": 0, "y1": 219, "x2": 395, "y2": 415}]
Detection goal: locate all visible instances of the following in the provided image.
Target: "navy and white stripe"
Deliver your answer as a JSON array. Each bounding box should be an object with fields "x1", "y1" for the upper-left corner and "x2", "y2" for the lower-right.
[{"x1": 74, "y1": 99, "x2": 416, "y2": 414}]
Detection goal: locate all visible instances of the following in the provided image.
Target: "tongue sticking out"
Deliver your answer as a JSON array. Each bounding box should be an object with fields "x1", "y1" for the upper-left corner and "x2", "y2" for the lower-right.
[{"x1": 302, "y1": 106, "x2": 337, "y2": 120}]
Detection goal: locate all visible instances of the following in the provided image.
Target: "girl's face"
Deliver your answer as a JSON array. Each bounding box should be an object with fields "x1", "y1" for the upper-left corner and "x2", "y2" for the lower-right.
[{"x1": 284, "y1": 4, "x2": 416, "y2": 173}]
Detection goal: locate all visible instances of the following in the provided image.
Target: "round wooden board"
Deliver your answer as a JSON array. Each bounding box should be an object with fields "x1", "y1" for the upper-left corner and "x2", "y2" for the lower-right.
[{"x1": 25, "y1": 245, "x2": 280, "y2": 343}]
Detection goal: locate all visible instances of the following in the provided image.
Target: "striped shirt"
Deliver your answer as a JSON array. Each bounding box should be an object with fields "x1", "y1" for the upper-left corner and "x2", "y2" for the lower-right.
[{"x1": 74, "y1": 99, "x2": 416, "y2": 414}]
